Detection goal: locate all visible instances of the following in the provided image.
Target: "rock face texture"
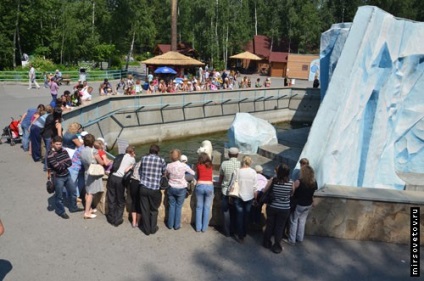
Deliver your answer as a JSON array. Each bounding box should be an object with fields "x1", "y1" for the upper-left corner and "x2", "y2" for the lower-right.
[{"x1": 302, "y1": 6, "x2": 424, "y2": 190}]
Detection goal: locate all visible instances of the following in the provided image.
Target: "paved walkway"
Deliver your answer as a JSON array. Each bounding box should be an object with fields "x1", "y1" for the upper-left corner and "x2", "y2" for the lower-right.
[{"x1": 0, "y1": 83, "x2": 418, "y2": 281}]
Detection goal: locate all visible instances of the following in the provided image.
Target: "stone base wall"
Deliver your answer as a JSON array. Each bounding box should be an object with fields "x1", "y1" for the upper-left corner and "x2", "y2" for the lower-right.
[
  {"x1": 306, "y1": 185, "x2": 424, "y2": 245},
  {"x1": 97, "y1": 178, "x2": 225, "y2": 227},
  {"x1": 96, "y1": 180, "x2": 423, "y2": 245}
]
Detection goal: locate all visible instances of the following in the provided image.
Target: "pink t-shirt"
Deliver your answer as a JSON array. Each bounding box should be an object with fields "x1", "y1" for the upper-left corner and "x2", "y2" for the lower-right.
[{"x1": 166, "y1": 161, "x2": 195, "y2": 188}]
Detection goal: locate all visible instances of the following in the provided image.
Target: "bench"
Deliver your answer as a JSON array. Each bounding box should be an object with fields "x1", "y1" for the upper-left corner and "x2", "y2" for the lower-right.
[{"x1": 62, "y1": 74, "x2": 71, "y2": 85}]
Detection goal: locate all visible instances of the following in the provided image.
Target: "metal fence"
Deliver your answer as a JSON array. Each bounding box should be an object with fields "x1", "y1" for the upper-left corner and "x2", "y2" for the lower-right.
[{"x1": 0, "y1": 69, "x2": 141, "y2": 83}]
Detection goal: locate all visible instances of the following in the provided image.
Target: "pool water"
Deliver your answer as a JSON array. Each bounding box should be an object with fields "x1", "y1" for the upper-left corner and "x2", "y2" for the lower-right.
[{"x1": 131, "y1": 121, "x2": 309, "y2": 164}]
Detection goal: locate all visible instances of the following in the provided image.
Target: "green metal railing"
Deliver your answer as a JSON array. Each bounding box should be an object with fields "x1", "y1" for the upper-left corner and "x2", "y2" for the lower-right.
[{"x1": 0, "y1": 70, "x2": 130, "y2": 82}]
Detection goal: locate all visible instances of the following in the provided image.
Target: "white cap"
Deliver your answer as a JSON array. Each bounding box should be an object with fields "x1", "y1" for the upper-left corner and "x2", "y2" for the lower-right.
[
  {"x1": 97, "y1": 137, "x2": 107, "y2": 146},
  {"x1": 180, "y1": 155, "x2": 188, "y2": 162},
  {"x1": 80, "y1": 131, "x2": 89, "y2": 137},
  {"x1": 255, "y1": 165, "x2": 263, "y2": 173},
  {"x1": 229, "y1": 147, "x2": 239, "y2": 155}
]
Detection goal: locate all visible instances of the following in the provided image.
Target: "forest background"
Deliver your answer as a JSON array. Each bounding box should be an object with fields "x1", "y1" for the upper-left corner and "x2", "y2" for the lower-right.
[{"x1": 1, "y1": 0, "x2": 423, "y2": 71}]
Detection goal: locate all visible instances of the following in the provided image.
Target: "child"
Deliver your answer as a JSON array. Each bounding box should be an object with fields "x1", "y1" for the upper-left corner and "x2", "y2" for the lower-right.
[
  {"x1": 94, "y1": 139, "x2": 112, "y2": 174},
  {"x1": 135, "y1": 79, "x2": 142, "y2": 94},
  {"x1": 255, "y1": 78, "x2": 262, "y2": 88},
  {"x1": 180, "y1": 155, "x2": 196, "y2": 196}
]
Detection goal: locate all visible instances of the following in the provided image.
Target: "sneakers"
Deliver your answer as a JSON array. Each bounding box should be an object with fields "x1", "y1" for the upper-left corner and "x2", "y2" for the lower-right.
[
  {"x1": 59, "y1": 213, "x2": 70, "y2": 219},
  {"x1": 271, "y1": 243, "x2": 283, "y2": 254},
  {"x1": 151, "y1": 226, "x2": 159, "y2": 234},
  {"x1": 282, "y1": 238, "x2": 295, "y2": 245},
  {"x1": 69, "y1": 208, "x2": 84, "y2": 213}
]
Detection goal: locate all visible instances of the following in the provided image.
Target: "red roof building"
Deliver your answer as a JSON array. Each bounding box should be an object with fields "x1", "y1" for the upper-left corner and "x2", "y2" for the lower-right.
[{"x1": 243, "y1": 35, "x2": 317, "y2": 79}]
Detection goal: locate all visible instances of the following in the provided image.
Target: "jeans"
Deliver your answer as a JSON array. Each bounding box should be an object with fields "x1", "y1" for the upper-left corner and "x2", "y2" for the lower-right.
[
  {"x1": 30, "y1": 126, "x2": 42, "y2": 161},
  {"x1": 69, "y1": 168, "x2": 85, "y2": 199},
  {"x1": 288, "y1": 205, "x2": 312, "y2": 243},
  {"x1": 221, "y1": 195, "x2": 236, "y2": 236},
  {"x1": 51, "y1": 94, "x2": 57, "y2": 104},
  {"x1": 43, "y1": 137, "x2": 52, "y2": 171},
  {"x1": 21, "y1": 124, "x2": 30, "y2": 151},
  {"x1": 234, "y1": 198, "x2": 252, "y2": 239},
  {"x1": 263, "y1": 206, "x2": 290, "y2": 246},
  {"x1": 195, "y1": 184, "x2": 214, "y2": 232},
  {"x1": 54, "y1": 173, "x2": 78, "y2": 215},
  {"x1": 167, "y1": 187, "x2": 187, "y2": 229}
]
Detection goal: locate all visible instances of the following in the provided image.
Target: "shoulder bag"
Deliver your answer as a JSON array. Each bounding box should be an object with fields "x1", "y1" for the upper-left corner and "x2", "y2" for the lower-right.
[
  {"x1": 88, "y1": 148, "x2": 105, "y2": 176},
  {"x1": 122, "y1": 168, "x2": 134, "y2": 186},
  {"x1": 259, "y1": 182, "x2": 275, "y2": 205},
  {"x1": 228, "y1": 169, "x2": 240, "y2": 198},
  {"x1": 160, "y1": 175, "x2": 169, "y2": 190}
]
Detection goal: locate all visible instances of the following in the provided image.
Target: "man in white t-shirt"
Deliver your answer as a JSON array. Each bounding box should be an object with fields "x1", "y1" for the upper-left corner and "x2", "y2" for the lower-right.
[
  {"x1": 28, "y1": 64, "x2": 40, "y2": 89},
  {"x1": 80, "y1": 86, "x2": 93, "y2": 102},
  {"x1": 106, "y1": 146, "x2": 136, "y2": 226},
  {"x1": 147, "y1": 73, "x2": 153, "y2": 83}
]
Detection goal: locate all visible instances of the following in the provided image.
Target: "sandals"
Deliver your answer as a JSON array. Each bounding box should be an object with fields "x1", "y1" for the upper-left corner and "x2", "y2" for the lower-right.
[{"x1": 83, "y1": 214, "x2": 97, "y2": 219}]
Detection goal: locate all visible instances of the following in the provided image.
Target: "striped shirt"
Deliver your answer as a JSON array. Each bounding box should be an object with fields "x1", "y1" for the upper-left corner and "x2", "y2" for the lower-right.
[
  {"x1": 219, "y1": 157, "x2": 241, "y2": 195},
  {"x1": 139, "y1": 154, "x2": 166, "y2": 190},
  {"x1": 47, "y1": 148, "x2": 72, "y2": 177},
  {"x1": 269, "y1": 180, "x2": 293, "y2": 210}
]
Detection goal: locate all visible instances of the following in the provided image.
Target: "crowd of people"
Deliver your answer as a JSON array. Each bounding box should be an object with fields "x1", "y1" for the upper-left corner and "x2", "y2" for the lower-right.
[
  {"x1": 95, "y1": 71, "x2": 273, "y2": 96},
  {"x1": 27, "y1": 66, "x2": 277, "y2": 110},
  {"x1": 18, "y1": 92, "x2": 317, "y2": 253},
  {"x1": 18, "y1": 101, "x2": 316, "y2": 251}
]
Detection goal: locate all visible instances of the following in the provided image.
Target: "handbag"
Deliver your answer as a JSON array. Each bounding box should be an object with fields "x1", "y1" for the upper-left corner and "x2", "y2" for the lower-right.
[
  {"x1": 122, "y1": 168, "x2": 134, "y2": 186},
  {"x1": 259, "y1": 182, "x2": 275, "y2": 205},
  {"x1": 46, "y1": 179, "x2": 55, "y2": 194},
  {"x1": 88, "y1": 163, "x2": 105, "y2": 176},
  {"x1": 160, "y1": 175, "x2": 169, "y2": 190},
  {"x1": 88, "y1": 148, "x2": 105, "y2": 176},
  {"x1": 228, "y1": 169, "x2": 240, "y2": 198}
]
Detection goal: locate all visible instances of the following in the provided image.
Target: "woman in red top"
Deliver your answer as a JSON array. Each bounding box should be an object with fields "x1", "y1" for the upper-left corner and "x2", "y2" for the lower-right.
[{"x1": 195, "y1": 152, "x2": 214, "y2": 232}]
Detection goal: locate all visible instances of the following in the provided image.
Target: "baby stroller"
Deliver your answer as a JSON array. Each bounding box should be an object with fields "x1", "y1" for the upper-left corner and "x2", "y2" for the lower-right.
[{"x1": 1, "y1": 117, "x2": 22, "y2": 146}]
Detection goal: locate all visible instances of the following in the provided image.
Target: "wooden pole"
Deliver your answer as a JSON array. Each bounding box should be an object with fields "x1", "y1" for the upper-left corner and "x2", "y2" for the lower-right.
[{"x1": 171, "y1": 0, "x2": 178, "y2": 51}]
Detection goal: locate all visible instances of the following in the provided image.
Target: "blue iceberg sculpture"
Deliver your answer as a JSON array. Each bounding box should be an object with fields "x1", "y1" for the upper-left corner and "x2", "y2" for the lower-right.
[
  {"x1": 300, "y1": 6, "x2": 424, "y2": 190},
  {"x1": 228, "y1": 113, "x2": 278, "y2": 154}
]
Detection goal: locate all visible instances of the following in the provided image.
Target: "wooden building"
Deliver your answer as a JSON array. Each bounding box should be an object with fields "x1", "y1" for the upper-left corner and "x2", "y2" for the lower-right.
[
  {"x1": 244, "y1": 35, "x2": 318, "y2": 79},
  {"x1": 286, "y1": 54, "x2": 319, "y2": 80}
]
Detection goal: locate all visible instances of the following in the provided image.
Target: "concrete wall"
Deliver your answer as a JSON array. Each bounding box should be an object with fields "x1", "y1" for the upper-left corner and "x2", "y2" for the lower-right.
[
  {"x1": 306, "y1": 185, "x2": 424, "y2": 245},
  {"x1": 63, "y1": 87, "x2": 320, "y2": 148}
]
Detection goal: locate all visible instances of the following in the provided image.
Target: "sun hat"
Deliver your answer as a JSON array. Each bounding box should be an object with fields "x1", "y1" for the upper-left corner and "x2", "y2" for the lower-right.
[
  {"x1": 97, "y1": 137, "x2": 107, "y2": 146},
  {"x1": 255, "y1": 165, "x2": 263, "y2": 173}
]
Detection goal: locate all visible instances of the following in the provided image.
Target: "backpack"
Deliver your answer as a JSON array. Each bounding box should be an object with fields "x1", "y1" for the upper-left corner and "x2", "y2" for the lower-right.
[{"x1": 111, "y1": 154, "x2": 125, "y2": 173}]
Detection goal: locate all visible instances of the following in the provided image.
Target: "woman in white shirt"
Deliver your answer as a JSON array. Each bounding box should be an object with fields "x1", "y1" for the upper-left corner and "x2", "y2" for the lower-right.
[{"x1": 233, "y1": 156, "x2": 258, "y2": 243}]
